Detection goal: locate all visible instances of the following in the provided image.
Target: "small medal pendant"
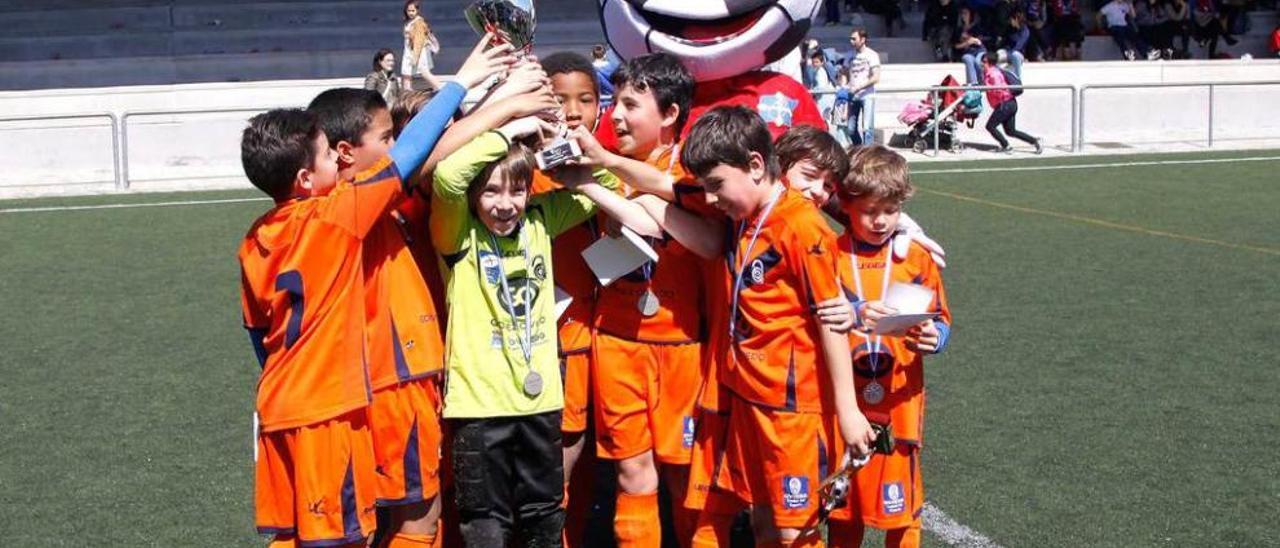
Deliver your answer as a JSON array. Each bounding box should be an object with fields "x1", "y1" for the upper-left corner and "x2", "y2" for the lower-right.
[
  {"x1": 862, "y1": 380, "x2": 885, "y2": 405},
  {"x1": 637, "y1": 290, "x2": 660, "y2": 317},
  {"x1": 523, "y1": 370, "x2": 544, "y2": 397}
]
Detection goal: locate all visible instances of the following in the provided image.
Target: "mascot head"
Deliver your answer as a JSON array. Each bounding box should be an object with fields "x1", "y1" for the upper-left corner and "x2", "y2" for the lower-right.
[{"x1": 598, "y1": 0, "x2": 821, "y2": 82}]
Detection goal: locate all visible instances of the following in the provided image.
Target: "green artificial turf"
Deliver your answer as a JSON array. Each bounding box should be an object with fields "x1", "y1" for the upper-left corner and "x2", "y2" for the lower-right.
[{"x1": 0, "y1": 151, "x2": 1276, "y2": 546}]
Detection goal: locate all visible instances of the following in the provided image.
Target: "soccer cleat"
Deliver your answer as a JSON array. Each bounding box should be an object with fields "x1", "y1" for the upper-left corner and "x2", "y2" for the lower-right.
[{"x1": 1124, "y1": 49, "x2": 1136, "y2": 61}]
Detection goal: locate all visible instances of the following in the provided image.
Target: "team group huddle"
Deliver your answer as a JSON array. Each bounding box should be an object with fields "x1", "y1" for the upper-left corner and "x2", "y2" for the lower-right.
[{"x1": 238, "y1": 33, "x2": 952, "y2": 548}]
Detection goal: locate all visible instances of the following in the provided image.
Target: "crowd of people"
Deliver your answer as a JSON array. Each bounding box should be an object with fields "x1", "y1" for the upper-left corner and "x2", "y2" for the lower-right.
[{"x1": 240, "y1": 27, "x2": 954, "y2": 548}]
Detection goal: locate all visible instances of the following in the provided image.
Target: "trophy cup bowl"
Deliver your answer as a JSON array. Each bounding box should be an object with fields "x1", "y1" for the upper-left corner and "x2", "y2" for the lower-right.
[{"x1": 464, "y1": 0, "x2": 537, "y2": 53}]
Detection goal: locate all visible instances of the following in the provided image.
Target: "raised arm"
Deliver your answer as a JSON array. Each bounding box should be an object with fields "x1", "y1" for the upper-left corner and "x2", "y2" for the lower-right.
[
  {"x1": 568, "y1": 126, "x2": 679, "y2": 201},
  {"x1": 552, "y1": 167, "x2": 663, "y2": 238},
  {"x1": 391, "y1": 35, "x2": 516, "y2": 181}
]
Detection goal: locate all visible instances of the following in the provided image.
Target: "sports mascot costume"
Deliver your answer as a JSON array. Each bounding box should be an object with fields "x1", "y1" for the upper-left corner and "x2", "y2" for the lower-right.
[{"x1": 596, "y1": 0, "x2": 827, "y2": 140}]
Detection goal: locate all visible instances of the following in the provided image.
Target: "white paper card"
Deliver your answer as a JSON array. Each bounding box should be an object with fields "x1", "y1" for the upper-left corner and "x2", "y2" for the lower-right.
[
  {"x1": 873, "y1": 312, "x2": 940, "y2": 335},
  {"x1": 554, "y1": 286, "x2": 573, "y2": 321},
  {"x1": 581, "y1": 226, "x2": 659, "y2": 287},
  {"x1": 884, "y1": 282, "x2": 934, "y2": 314}
]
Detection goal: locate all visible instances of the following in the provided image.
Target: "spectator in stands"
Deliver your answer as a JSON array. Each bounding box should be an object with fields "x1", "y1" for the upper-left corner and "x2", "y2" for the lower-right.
[
  {"x1": 981, "y1": 52, "x2": 1042, "y2": 153},
  {"x1": 1098, "y1": 0, "x2": 1155, "y2": 59},
  {"x1": 1192, "y1": 0, "x2": 1229, "y2": 57},
  {"x1": 1166, "y1": 0, "x2": 1194, "y2": 57},
  {"x1": 1049, "y1": 0, "x2": 1085, "y2": 59},
  {"x1": 863, "y1": 0, "x2": 906, "y2": 36},
  {"x1": 842, "y1": 27, "x2": 881, "y2": 145},
  {"x1": 826, "y1": 0, "x2": 844, "y2": 25},
  {"x1": 591, "y1": 44, "x2": 619, "y2": 103},
  {"x1": 1023, "y1": 0, "x2": 1052, "y2": 61},
  {"x1": 803, "y1": 46, "x2": 841, "y2": 91},
  {"x1": 924, "y1": 0, "x2": 962, "y2": 61},
  {"x1": 1135, "y1": 0, "x2": 1173, "y2": 59},
  {"x1": 401, "y1": 0, "x2": 443, "y2": 91},
  {"x1": 1218, "y1": 0, "x2": 1245, "y2": 44},
  {"x1": 364, "y1": 48, "x2": 403, "y2": 106},
  {"x1": 998, "y1": 11, "x2": 1030, "y2": 75},
  {"x1": 1272, "y1": 24, "x2": 1280, "y2": 57},
  {"x1": 955, "y1": 31, "x2": 988, "y2": 82}
]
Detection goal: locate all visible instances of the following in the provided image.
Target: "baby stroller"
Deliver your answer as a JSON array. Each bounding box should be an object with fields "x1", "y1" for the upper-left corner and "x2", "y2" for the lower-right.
[{"x1": 897, "y1": 75, "x2": 983, "y2": 154}]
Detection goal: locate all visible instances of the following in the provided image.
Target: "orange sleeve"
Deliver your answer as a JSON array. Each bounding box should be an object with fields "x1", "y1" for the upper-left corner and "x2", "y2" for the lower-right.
[
  {"x1": 790, "y1": 221, "x2": 843, "y2": 309},
  {"x1": 322, "y1": 156, "x2": 406, "y2": 239}
]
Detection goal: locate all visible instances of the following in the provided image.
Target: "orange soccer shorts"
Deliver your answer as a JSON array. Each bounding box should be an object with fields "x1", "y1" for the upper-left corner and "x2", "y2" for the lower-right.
[
  {"x1": 592, "y1": 332, "x2": 701, "y2": 464},
  {"x1": 368, "y1": 377, "x2": 443, "y2": 507},
  {"x1": 721, "y1": 393, "x2": 832, "y2": 531},
  {"x1": 829, "y1": 443, "x2": 923, "y2": 531},
  {"x1": 561, "y1": 350, "x2": 591, "y2": 434},
  {"x1": 255, "y1": 409, "x2": 377, "y2": 546},
  {"x1": 685, "y1": 407, "x2": 730, "y2": 511}
]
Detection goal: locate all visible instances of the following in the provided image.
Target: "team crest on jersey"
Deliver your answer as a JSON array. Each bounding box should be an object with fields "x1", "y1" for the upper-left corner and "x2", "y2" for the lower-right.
[
  {"x1": 682, "y1": 416, "x2": 696, "y2": 448},
  {"x1": 882, "y1": 482, "x2": 905, "y2": 514},
  {"x1": 750, "y1": 259, "x2": 766, "y2": 285},
  {"x1": 744, "y1": 248, "x2": 782, "y2": 287},
  {"x1": 781, "y1": 476, "x2": 810, "y2": 509}
]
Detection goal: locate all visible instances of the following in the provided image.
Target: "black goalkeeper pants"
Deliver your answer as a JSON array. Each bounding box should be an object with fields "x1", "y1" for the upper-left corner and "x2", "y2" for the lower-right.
[{"x1": 450, "y1": 411, "x2": 565, "y2": 547}]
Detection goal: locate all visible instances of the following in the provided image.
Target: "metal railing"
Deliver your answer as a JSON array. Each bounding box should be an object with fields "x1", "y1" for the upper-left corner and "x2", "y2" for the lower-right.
[
  {"x1": 0, "y1": 112, "x2": 121, "y2": 189},
  {"x1": 1078, "y1": 81, "x2": 1280, "y2": 151},
  {"x1": 812, "y1": 83, "x2": 1079, "y2": 156},
  {"x1": 4, "y1": 78, "x2": 1280, "y2": 193}
]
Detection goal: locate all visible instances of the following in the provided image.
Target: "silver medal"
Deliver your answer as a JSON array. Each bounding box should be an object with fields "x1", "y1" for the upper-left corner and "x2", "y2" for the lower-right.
[
  {"x1": 638, "y1": 290, "x2": 660, "y2": 317},
  {"x1": 862, "y1": 380, "x2": 885, "y2": 405},
  {"x1": 523, "y1": 370, "x2": 544, "y2": 397}
]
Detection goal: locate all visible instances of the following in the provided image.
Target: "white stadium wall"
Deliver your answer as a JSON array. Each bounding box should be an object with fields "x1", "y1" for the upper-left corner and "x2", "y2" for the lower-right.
[{"x1": 1, "y1": 60, "x2": 1279, "y2": 197}]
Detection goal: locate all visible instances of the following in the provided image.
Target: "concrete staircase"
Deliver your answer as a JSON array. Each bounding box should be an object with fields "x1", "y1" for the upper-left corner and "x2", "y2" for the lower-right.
[{"x1": 0, "y1": 0, "x2": 1274, "y2": 90}]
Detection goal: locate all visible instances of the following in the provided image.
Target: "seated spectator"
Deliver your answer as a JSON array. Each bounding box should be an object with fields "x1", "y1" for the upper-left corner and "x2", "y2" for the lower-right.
[
  {"x1": 1022, "y1": 0, "x2": 1052, "y2": 61},
  {"x1": 364, "y1": 48, "x2": 402, "y2": 106},
  {"x1": 924, "y1": 0, "x2": 962, "y2": 61},
  {"x1": 1273, "y1": 24, "x2": 1280, "y2": 58},
  {"x1": 1165, "y1": 0, "x2": 1193, "y2": 57},
  {"x1": 1135, "y1": 0, "x2": 1173, "y2": 59},
  {"x1": 955, "y1": 31, "x2": 988, "y2": 83},
  {"x1": 998, "y1": 12, "x2": 1030, "y2": 75},
  {"x1": 1191, "y1": 0, "x2": 1228, "y2": 58},
  {"x1": 1097, "y1": 0, "x2": 1154, "y2": 59},
  {"x1": 1049, "y1": 0, "x2": 1085, "y2": 59}
]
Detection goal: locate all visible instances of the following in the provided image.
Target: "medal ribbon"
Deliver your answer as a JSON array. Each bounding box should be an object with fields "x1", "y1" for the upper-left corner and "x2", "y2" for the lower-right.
[
  {"x1": 728, "y1": 184, "x2": 786, "y2": 340},
  {"x1": 638, "y1": 144, "x2": 682, "y2": 304},
  {"x1": 851, "y1": 243, "x2": 894, "y2": 381},
  {"x1": 489, "y1": 228, "x2": 534, "y2": 367}
]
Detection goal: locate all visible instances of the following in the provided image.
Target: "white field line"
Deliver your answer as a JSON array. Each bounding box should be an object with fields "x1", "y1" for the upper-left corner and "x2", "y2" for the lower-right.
[
  {"x1": 912, "y1": 155, "x2": 1280, "y2": 175},
  {"x1": 2, "y1": 155, "x2": 1278, "y2": 214},
  {"x1": 923, "y1": 502, "x2": 1005, "y2": 548},
  {"x1": 0, "y1": 197, "x2": 269, "y2": 214}
]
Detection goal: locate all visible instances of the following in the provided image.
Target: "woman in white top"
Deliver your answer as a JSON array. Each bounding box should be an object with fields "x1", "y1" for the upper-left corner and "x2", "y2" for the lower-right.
[{"x1": 401, "y1": 0, "x2": 443, "y2": 91}]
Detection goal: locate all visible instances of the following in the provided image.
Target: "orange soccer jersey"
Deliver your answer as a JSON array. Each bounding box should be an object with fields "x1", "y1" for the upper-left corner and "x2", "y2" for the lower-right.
[
  {"x1": 239, "y1": 156, "x2": 407, "y2": 432},
  {"x1": 721, "y1": 188, "x2": 844, "y2": 413},
  {"x1": 591, "y1": 146, "x2": 707, "y2": 464},
  {"x1": 363, "y1": 193, "x2": 446, "y2": 392},
  {"x1": 829, "y1": 237, "x2": 951, "y2": 532}
]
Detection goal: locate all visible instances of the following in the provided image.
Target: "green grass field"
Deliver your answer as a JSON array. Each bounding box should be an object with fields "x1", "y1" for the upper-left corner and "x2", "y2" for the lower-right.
[{"x1": 2, "y1": 150, "x2": 1277, "y2": 546}]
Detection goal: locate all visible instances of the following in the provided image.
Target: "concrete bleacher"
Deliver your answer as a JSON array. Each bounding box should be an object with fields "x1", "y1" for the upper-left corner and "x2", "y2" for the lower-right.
[
  {"x1": 0, "y1": 0, "x2": 605, "y2": 91},
  {"x1": 806, "y1": 9, "x2": 1278, "y2": 63},
  {"x1": 0, "y1": 1, "x2": 1275, "y2": 90}
]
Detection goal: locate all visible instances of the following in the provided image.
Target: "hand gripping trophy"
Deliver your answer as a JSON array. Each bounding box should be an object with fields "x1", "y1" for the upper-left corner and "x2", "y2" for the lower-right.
[{"x1": 465, "y1": 0, "x2": 582, "y2": 171}]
